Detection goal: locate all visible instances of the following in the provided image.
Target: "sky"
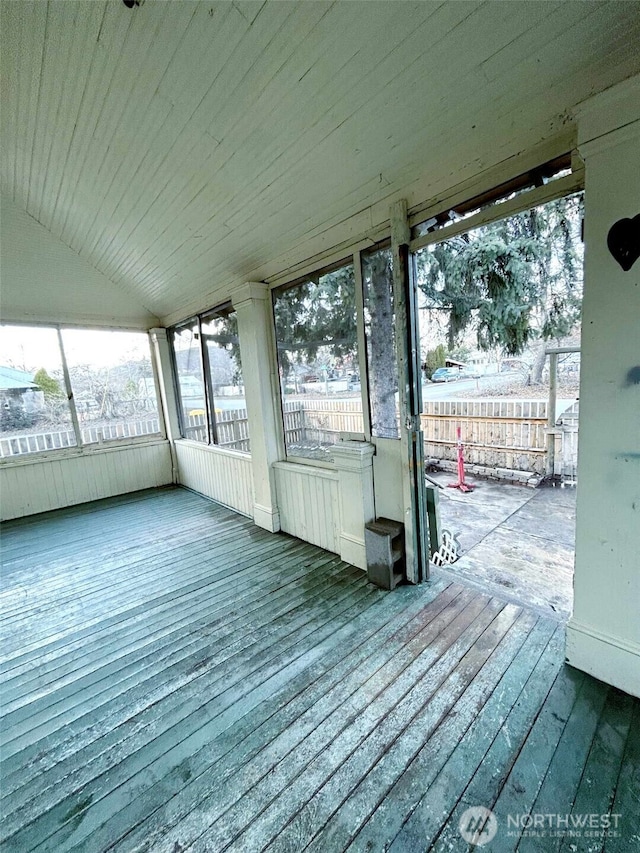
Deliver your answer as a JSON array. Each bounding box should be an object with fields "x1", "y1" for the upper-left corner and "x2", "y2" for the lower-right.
[{"x1": 0, "y1": 325, "x2": 152, "y2": 375}]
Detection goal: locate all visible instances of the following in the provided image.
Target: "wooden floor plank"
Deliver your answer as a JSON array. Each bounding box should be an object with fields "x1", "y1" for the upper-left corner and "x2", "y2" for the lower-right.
[
  {"x1": 604, "y1": 701, "x2": 640, "y2": 853},
  {"x1": 4, "y1": 581, "x2": 378, "y2": 851},
  {"x1": 52, "y1": 583, "x2": 458, "y2": 853},
  {"x1": 79, "y1": 588, "x2": 486, "y2": 853},
  {"x1": 1, "y1": 568, "x2": 367, "y2": 844},
  {"x1": 1, "y1": 486, "x2": 638, "y2": 853},
  {"x1": 419, "y1": 625, "x2": 565, "y2": 853},
  {"x1": 91, "y1": 583, "x2": 466, "y2": 853},
  {"x1": 184, "y1": 597, "x2": 508, "y2": 853},
  {"x1": 2, "y1": 535, "x2": 317, "y2": 693},
  {"x1": 3, "y1": 576, "x2": 444, "y2": 828},
  {"x1": 1, "y1": 534, "x2": 314, "y2": 685},
  {"x1": 274, "y1": 606, "x2": 533, "y2": 853},
  {"x1": 478, "y1": 669, "x2": 599, "y2": 853},
  {"x1": 1, "y1": 516, "x2": 255, "y2": 621},
  {"x1": 515, "y1": 675, "x2": 609, "y2": 853},
  {"x1": 2, "y1": 540, "x2": 322, "y2": 711},
  {"x1": 0, "y1": 518, "x2": 279, "y2": 647},
  {"x1": 2, "y1": 551, "x2": 354, "y2": 740},
  {"x1": 342, "y1": 617, "x2": 560, "y2": 853},
  {"x1": 558, "y1": 688, "x2": 635, "y2": 853},
  {"x1": 2, "y1": 555, "x2": 357, "y2": 776}
]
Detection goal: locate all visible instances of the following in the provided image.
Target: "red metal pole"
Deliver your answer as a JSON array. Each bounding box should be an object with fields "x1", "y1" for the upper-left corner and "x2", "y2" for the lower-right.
[{"x1": 448, "y1": 425, "x2": 474, "y2": 492}]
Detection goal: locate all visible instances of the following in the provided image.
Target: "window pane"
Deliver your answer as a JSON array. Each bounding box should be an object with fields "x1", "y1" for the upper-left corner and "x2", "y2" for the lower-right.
[
  {"x1": 61, "y1": 329, "x2": 161, "y2": 444},
  {"x1": 362, "y1": 247, "x2": 399, "y2": 439},
  {"x1": 0, "y1": 325, "x2": 77, "y2": 457},
  {"x1": 273, "y1": 262, "x2": 363, "y2": 462},
  {"x1": 201, "y1": 309, "x2": 250, "y2": 453},
  {"x1": 171, "y1": 321, "x2": 208, "y2": 443}
]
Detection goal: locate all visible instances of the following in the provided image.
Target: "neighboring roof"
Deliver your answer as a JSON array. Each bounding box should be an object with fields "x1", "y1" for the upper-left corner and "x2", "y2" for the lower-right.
[{"x1": 0, "y1": 366, "x2": 37, "y2": 390}]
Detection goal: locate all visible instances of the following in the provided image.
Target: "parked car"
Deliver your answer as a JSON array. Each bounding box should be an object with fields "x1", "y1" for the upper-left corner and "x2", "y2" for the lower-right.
[
  {"x1": 347, "y1": 374, "x2": 361, "y2": 392},
  {"x1": 431, "y1": 367, "x2": 460, "y2": 382},
  {"x1": 460, "y1": 367, "x2": 481, "y2": 379}
]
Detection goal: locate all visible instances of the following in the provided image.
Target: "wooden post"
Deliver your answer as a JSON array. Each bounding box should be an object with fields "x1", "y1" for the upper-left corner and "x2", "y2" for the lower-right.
[
  {"x1": 332, "y1": 440, "x2": 376, "y2": 570},
  {"x1": 390, "y1": 199, "x2": 430, "y2": 582},
  {"x1": 231, "y1": 412, "x2": 240, "y2": 450},
  {"x1": 233, "y1": 282, "x2": 285, "y2": 532},
  {"x1": 149, "y1": 328, "x2": 181, "y2": 483},
  {"x1": 547, "y1": 351, "x2": 558, "y2": 478},
  {"x1": 57, "y1": 327, "x2": 83, "y2": 450}
]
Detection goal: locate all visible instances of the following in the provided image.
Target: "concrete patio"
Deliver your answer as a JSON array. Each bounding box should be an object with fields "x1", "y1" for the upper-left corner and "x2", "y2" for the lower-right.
[{"x1": 429, "y1": 473, "x2": 576, "y2": 621}]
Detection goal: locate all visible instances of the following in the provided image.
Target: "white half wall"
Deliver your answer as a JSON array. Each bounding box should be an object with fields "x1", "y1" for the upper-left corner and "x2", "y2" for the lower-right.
[
  {"x1": 274, "y1": 462, "x2": 340, "y2": 555},
  {"x1": 568, "y1": 77, "x2": 640, "y2": 698},
  {"x1": 175, "y1": 440, "x2": 254, "y2": 518},
  {"x1": 0, "y1": 440, "x2": 173, "y2": 520}
]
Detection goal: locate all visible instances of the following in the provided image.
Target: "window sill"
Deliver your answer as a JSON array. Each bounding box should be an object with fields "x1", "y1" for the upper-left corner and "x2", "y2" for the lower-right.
[
  {"x1": 0, "y1": 436, "x2": 168, "y2": 468},
  {"x1": 174, "y1": 438, "x2": 251, "y2": 460},
  {"x1": 273, "y1": 459, "x2": 339, "y2": 478}
]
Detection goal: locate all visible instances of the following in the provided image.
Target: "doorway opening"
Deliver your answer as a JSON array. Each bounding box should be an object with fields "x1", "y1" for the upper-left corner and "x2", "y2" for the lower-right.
[{"x1": 410, "y1": 178, "x2": 584, "y2": 621}]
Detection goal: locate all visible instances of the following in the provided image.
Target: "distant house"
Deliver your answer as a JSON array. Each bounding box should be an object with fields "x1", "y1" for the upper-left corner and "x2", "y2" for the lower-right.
[{"x1": 0, "y1": 366, "x2": 44, "y2": 414}]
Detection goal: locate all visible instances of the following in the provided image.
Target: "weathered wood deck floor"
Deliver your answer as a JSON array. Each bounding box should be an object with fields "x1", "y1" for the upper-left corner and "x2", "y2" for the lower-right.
[{"x1": 1, "y1": 487, "x2": 638, "y2": 853}]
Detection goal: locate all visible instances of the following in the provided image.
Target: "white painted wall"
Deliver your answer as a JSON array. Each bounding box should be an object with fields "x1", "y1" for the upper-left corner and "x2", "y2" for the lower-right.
[
  {"x1": 372, "y1": 437, "x2": 404, "y2": 523},
  {"x1": 175, "y1": 440, "x2": 254, "y2": 518},
  {"x1": 274, "y1": 462, "x2": 340, "y2": 555},
  {"x1": 0, "y1": 440, "x2": 172, "y2": 520},
  {"x1": 0, "y1": 194, "x2": 158, "y2": 328},
  {"x1": 568, "y1": 77, "x2": 640, "y2": 698},
  {"x1": 274, "y1": 445, "x2": 376, "y2": 570}
]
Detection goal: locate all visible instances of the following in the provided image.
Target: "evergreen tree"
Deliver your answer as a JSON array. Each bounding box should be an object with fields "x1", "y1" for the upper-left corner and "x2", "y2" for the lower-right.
[
  {"x1": 34, "y1": 368, "x2": 64, "y2": 400},
  {"x1": 423, "y1": 344, "x2": 448, "y2": 380},
  {"x1": 272, "y1": 264, "x2": 358, "y2": 375},
  {"x1": 415, "y1": 194, "x2": 583, "y2": 382}
]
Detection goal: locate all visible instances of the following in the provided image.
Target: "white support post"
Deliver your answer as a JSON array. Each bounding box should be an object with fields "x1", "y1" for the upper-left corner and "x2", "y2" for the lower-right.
[
  {"x1": 568, "y1": 75, "x2": 640, "y2": 698},
  {"x1": 149, "y1": 329, "x2": 180, "y2": 440},
  {"x1": 57, "y1": 326, "x2": 83, "y2": 449},
  {"x1": 390, "y1": 199, "x2": 429, "y2": 582},
  {"x1": 332, "y1": 440, "x2": 376, "y2": 570},
  {"x1": 233, "y1": 282, "x2": 284, "y2": 532},
  {"x1": 149, "y1": 328, "x2": 180, "y2": 482}
]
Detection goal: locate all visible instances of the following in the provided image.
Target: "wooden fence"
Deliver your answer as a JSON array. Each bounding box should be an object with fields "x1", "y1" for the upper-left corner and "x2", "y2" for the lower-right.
[
  {"x1": 1, "y1": 398, "x2": 579, "y2": 483},
  {"x1": 282, "y1": 399, "x2": 364, "y2": 450},
  {"x1": 553, "y1": 401, "x2": 579, "y2": 485},
  {"x1": 285, "y1": 398, "x2": 579, "y2": 483},
  {"x1": 184, "y1": 409, "x2": 251, "y2": 452},
  {"x1": 421, "y1": 399, "x2": 549, "y2": 477}
]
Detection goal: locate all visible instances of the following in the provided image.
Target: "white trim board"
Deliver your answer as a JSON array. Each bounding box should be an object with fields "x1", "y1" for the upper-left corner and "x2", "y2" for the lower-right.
[{"x1": 566, "y1": 619, "x2": 640, "y2": 700}]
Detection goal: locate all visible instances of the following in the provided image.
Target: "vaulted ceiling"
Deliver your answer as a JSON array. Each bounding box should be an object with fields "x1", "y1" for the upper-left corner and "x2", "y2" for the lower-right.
[{"x1": 2, "y1": 0, "x2": 640, "y2": 327}]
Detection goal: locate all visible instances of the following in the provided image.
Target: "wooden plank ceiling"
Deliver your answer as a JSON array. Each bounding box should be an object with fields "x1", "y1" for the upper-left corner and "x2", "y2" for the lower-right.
[{"x1": 1, "y1": 0, "x2": 640, "y2": 325}]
